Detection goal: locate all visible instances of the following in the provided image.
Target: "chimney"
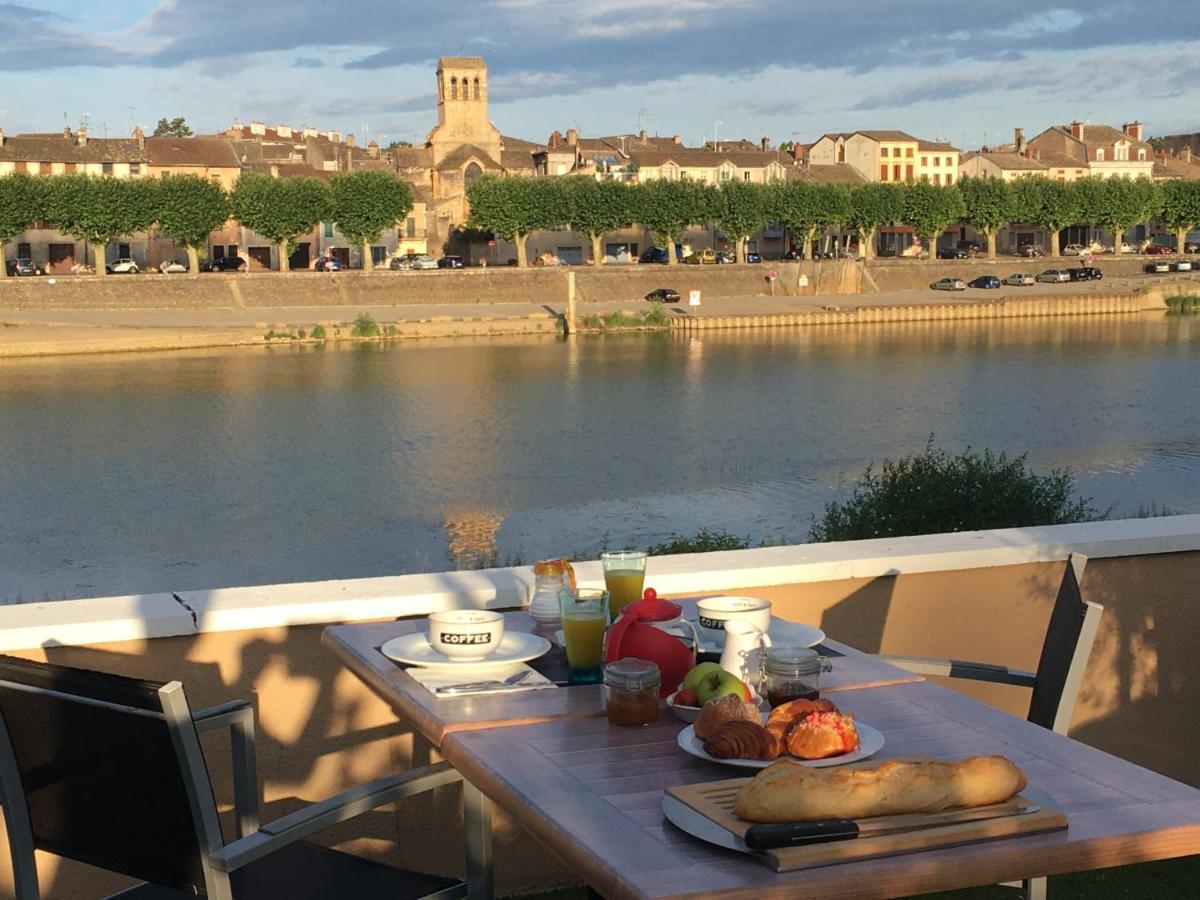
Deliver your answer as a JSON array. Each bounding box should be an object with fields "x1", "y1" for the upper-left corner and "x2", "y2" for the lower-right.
[
  {"x1": 548, "y1": 130, "x2": 561, "y2": 148},
  {"x1": 1025, "y1": 147, "x2": 1034, "y2": 160},
  {"x1": 1014, "y1": 127, "x2": 1025, "y2": 154},
  {"x1": 672, "y1": 134, "x2": 680, "y2": 144},
  {"x1": 277, "y1": 124, "x2": 293, "y2": 138},
  {"x1": 566, "y1": 128, "x2": 578, "y2": 146},
  {"x1": 76, "y1": 125, "x2": 88, "y2": 147},
  {"x1": 639, "y1": 129, "x2": 647, "y2": 143},
  {"x1": 132, "y1": 126, "x2": 144, "y2": 149},
  {"x1": 1069, "y1": 121, "x2": 1083, "y2": 141},
  {"x1": 367, "y1": 140, "x2": 380, "y2": 159},
  {"x1": 761, "y1": 136, "x2": 770, "y2": 151},
  {"x1": 63, "y1": 126, "x2": 72, "y2": 140},
  {"x1": 0, "y1": 127, "x2": 4, "y2": 146},
  {"x1": 250, "y1": 121, "x2": 266, "y2": 136},
  {"x1": 346, "y1": 133, "x2": 356, "y2": 148},
  {"x1": 1183, "y1": 146, "x2": 1193, "y2": 164},
  {"x1": 1123, "y1": 121, "x2": 1143, "y2": 142},
  {"x1": 329, "y1": 131, "x2": 342, "y2": 143}
]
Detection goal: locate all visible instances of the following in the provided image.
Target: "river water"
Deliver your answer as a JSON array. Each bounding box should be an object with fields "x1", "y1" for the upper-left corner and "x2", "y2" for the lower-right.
[{"x1": 2, "y1": 314, "x2": 1199, "y2": 602}]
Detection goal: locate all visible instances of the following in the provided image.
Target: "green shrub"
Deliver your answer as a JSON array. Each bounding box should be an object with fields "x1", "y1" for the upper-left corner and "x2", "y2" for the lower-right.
[
  {"x1": 1166, "y1": 295, "x2": 1200, "y2": 313},
  {"x1": 351, "y1": 312, "x2": 380, "y2": 337},
  {"x1": 263, "y1": 329, "x2": 296, "y2": 341},
  {"x1": 648, "y1": 529, "x2": 751, "y2": 555},
  {"x1": 643, "y1": 301, "x2": 669, "y2": 326},
  {"x1": 809, "y1": 443, "x2": 1103, "y2": 542},
  {"x1": 310, "y1": 324, "x2": 327, "y2": 340}
]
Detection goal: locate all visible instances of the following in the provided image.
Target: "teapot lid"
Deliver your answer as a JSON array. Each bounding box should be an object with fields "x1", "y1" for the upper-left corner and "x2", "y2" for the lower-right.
[{"x1": 619, "y1": 588, "x2": 681, "y2": 622}]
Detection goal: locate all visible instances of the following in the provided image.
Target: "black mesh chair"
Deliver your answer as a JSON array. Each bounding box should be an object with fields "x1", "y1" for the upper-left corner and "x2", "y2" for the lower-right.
[
  {"x1": 878, "y1": 553, "x2": 1103, "y2": 900},
  {"x1": 0, "y1": 656, "x2": 466, "y2": 899}
]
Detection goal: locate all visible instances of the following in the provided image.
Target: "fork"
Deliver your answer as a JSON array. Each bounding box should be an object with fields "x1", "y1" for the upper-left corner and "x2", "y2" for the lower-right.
[{"x1": 435, "y1": 671, "x2": 531, "y2": 695}]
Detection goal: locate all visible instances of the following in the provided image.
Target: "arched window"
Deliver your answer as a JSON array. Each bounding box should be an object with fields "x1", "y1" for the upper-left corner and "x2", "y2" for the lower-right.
[
  {"x1": 837, "y1": 144, "x2": 845, "y2": 163},
  {"x1": 450, "y1": 77, "x2": 458, "y2": 100},
  {"x1": 473, "y1": 78, "x2": 480, "y2": 100},
  {"x1": 464, "y1": 162, "x2": 483, "y2": 187}
]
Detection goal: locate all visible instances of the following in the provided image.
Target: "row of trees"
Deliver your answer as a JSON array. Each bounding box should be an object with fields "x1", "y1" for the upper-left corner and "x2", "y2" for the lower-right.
[
  {"x1": 0, "y1": 170, "x2": 413, "y2": 276},
  {"x1": 467, "y1": 174, "x2": 1200, "y2": 266}
]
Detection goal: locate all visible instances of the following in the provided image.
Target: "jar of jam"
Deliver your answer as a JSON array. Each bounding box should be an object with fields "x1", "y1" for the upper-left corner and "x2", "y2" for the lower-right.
[
  {"x1": 762, "y1": 647, "x2": 832, "y2": 708},
  {"x1": 604, "y1": 659, "x2": 661, "y2": 727}
]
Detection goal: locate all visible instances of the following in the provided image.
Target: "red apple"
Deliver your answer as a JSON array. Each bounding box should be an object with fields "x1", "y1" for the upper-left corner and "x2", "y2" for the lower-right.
[{"x1": 674, "y1": 687, "x2": 700, "y2": 707}]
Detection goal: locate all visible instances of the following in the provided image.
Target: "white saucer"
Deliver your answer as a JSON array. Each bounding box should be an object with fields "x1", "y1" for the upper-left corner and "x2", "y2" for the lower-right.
[
  {"x1": 677, "y1": 720, "x2": 884, "y2": 769},
  {"x1": 690, "y1": 615, "x2": 825, "y2": 652},
  {"x1": 381, "y1": 631, "x2": 552, "y2": 669}
]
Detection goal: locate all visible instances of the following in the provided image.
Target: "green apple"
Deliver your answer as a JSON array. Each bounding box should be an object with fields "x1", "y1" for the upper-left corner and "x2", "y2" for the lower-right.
[
  {"x1": 695, "y1": 669, "x2": 752, "y2": 705},
  {"x1": 681, "y1": 662, "x2": 725, "y2": 692}
]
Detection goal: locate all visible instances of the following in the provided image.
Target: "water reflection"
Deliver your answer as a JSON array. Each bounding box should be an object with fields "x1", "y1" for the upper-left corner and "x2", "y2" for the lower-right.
[{"x1": 1, "y1": 314, "x2": 1198, "y2": 601}]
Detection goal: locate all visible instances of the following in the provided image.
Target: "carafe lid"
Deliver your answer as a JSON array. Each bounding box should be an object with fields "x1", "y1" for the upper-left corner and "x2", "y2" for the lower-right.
[
  {"x1": 604, "y1": 658, "x2": 660, "y2": 691},
  {"x1": 533, "y1": 558, "x2": 576, "y2": 590},
  {"x1": 619, "y1": 588, "x2": 680, "y2": 623}
]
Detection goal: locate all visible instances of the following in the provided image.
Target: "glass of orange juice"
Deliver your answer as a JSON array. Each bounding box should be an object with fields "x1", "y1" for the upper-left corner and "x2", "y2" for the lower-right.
[
  {"x1": 601, "y1": 550, "x2": 648, "y2": 616},
  {"x1": 559, "y1": 587, "x2": 609, "y2": 683}
]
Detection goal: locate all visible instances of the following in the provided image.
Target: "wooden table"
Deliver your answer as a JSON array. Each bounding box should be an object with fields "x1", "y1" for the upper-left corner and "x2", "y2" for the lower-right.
[
  {"x1": 440, "y1": 680, "x2": 1200, "y2": 899},
  {"x1": 322, "y1": 606, "x2": 924, "y2": 746}
]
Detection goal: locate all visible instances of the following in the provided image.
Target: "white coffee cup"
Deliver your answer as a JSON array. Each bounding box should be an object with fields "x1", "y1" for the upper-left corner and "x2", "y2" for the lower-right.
[
  {"x1": 696, "y1": 596, "x2": 772, "y2": 645},
  {"x1": 427, "y1": 610, "x2": 506, "y2": 660}
]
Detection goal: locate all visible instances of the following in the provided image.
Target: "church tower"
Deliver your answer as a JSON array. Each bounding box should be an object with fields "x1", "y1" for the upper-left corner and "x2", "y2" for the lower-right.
[{"x1": 428, "y1": 56, "x2": 502, "y2": 168}]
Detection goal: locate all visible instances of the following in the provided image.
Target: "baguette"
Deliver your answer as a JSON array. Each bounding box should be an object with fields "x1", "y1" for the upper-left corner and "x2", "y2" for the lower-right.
[{"x1": 734, "y1": 756, "x2": 1027, "y2": 823}]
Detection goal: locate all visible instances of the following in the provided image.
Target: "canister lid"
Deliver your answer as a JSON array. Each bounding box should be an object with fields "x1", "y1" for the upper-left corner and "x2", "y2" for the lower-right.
[{"x1": 604, "y1": 658, "x2": 661, "y2": 690}]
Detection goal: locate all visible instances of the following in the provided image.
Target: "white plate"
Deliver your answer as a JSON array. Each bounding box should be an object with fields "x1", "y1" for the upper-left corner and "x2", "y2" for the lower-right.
[
  {"x1": 690, "y1": 615, "x2": 826, "y2": 652},
  {"x1": 381, "y1": 631, "x2": 552, "y2": 669},
  {"x1": 676, "y1": 719, "x2": 885, "y2": 769}
]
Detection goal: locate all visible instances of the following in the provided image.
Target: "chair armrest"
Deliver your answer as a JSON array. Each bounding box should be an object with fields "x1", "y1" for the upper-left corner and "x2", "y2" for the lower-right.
[
  {"x1": 878, "y1": 655, "x2": 1037, "y2": 687},
  {"x1": 209, "y1": 761, "x2": 462, "y2": 873},
  {"x1": 192, "y1": 699, "x2": 260, "y2": 837}
]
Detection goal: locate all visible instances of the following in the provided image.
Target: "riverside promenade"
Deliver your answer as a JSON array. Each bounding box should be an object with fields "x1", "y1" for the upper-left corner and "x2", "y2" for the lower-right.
[{"x1": 0, "y1": 266, "x2": 1190, "y2": 358}]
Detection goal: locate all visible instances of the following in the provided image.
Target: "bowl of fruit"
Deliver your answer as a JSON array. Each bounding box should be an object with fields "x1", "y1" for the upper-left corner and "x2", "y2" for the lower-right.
[{"x1": 667, "y1": 662, "x2": 762, "y2": 724}]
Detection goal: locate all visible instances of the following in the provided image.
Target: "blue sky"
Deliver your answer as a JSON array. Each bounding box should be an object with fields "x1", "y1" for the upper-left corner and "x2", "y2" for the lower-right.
[{"x1": 1, "y1": 1, "x2": 1197, "y2": 149}]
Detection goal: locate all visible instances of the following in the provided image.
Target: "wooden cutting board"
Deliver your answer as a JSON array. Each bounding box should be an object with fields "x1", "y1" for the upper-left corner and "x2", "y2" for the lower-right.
[{"x1": 666, "y1": 777, "x2": 1068, "y2": 872}]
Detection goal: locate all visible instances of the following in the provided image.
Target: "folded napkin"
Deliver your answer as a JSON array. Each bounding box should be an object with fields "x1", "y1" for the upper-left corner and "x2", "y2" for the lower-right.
[{"x1": 407, "y1": 662, "x2": 556, "y2": 698}]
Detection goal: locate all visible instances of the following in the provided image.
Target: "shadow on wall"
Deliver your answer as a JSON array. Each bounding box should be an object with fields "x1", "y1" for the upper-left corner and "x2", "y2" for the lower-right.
[{"x1": 818, "y1": 572, "x2": 897, "y2": 654}]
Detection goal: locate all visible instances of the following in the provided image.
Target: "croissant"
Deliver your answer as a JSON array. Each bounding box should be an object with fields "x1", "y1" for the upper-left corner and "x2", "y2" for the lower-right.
[
  {"x1": 703, "y1": 720, "x2": 782, "y2": 761},
  {"x1": 785, "y1": 710, "x2": 860, "y2": 760},
  {"x1": 694, "y1": 694, "x2": 760, "y2": 740}
]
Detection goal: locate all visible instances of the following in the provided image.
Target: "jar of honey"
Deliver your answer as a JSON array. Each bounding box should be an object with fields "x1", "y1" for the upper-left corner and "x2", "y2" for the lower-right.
[
  {"x1": 762, "y1": 647, "x2": 832, "y2": 708},
  {"x1": 604, "y1": 659, "x2": 661, "y2": 727}
]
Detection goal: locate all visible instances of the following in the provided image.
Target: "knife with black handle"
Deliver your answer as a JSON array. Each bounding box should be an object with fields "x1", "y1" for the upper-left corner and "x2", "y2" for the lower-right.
[{"x1": 744, "y1": 819, "x2": 860, "y2": 850}]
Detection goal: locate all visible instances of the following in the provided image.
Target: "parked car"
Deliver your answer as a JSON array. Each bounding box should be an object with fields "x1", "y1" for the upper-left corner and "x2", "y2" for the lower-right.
[
  {"x1": 1069, "y1": 266, "x2": 1102, "y2": 281},
  {"x1": 715, "y1": 250, "x2": 736, "y2": 264},
  {"x1": 437, "y1": 255, "x2": 465, "y2": 269},
  {"x1": 956, "y1": 240, "x2": 983, "y2": 254},
  {"x1": 1144, "y1": 261, "x2": 1171, "y2": 274},
  {"x1": 408, "y1": 254, "x2": 438, "y2": 270},
  {"x1": 782, "y1": 248, "x2": 805, "y2": 260},
  {"x1": 1185, "y1": 241, "x2": 1200, "y2": 254},
  {"x1": 645, "y1": 288, "x2": 681, "y2": 303},
  {"x1": 1173, "y1": 260, "x2": 1194, "y2": 272},
  {"x1": 968, "y1": 275, "x2": 1001, "y2": 289},
  {"x1": 1004, "y1": 272, "x2": 1035, "y2": 286},
  {"x1": 1036, "y1": 269, "x2": 1070, "y2": 283},
  {"x1": 1019, "y1": 245, "x2": 1043, "y2": 258},
  {"x1": 938, "y1": 247, "x2": 969, "y2": 260},
  {"x1": 389, "y1": 255, "x2": 415, "y2": 270},
  {"x1": 745, "y1": 251, "x2": 762, "y2": 264},
  {"x1": 105, "y1": 258, "x2": 139, "y2": 274},
  {"x1": 314, "y1": 256, "x2": 342, "y2": 271},
  {"x1": 5, "y1": 257, "x2": 44, "y2": 276},
  {"x1": 204, "y1": 256, "x2": 247, "y2": 272},
  {"x1": 1111, "y1": 242, "x2": 1136, "y2": 254},
  {"x1": 930, "y1": 277, "x2": 967, "y2": 291},
  {"x1": 158, "y1": 260, "x2": 187, "y2": 274},
  {"x1": 683, "y1": 248, "x2": 717, "y2": 265},
  {"x1": 1144, "y1": 244, "x2": 1173, "y2": 255}
]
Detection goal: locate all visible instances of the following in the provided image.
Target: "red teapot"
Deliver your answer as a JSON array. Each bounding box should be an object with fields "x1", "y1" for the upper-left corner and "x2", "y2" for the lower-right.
[{"x1": 604, "y1": 589, "x2": 698, "y2": 697}]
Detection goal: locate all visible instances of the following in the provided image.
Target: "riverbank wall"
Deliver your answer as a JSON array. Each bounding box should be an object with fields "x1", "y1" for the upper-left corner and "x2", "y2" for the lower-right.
[{"x1": 0, "y1": 256, "x2": 1174, "y2": 311}]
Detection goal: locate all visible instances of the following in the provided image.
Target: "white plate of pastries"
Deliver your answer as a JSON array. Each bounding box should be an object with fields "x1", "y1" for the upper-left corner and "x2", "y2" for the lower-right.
[{"x1": 677, "y1": 695, "x2": 885, "y2": 770}]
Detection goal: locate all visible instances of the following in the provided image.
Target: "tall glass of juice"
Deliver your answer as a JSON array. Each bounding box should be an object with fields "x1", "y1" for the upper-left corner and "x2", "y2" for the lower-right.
[
  {"x1": 600, "y1": 550, "x2": 648, "y2": 616},
  {"x1": 559, "y1": 588, "x2": 609, "y2": 683}
]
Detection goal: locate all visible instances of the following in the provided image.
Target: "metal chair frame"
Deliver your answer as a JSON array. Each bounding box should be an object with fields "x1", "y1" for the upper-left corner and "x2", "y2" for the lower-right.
[{"x1": 0, "y1": 677, "x2": 469, "y2": 900}]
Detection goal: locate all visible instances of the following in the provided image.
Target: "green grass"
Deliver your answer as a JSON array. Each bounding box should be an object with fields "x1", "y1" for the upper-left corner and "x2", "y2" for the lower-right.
[
  {"x1": 263, "y1": 329, "x2": 296, "y2": 341},
  {"x1": 351, "y1": 311, "x2": 381, "y2": 337}
]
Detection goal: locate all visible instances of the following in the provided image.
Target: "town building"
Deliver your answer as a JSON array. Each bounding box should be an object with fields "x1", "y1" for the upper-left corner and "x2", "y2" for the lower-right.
[{"x1": 807, "y1": 131, "x2": 960, "y2": 184}]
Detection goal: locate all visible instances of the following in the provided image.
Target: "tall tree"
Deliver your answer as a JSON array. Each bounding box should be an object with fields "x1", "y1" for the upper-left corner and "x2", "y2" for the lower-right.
[
  {"x1": 902, "y1": 181, "x2": 966, "y2": 261},
  {"x1": 845, "y1": 182, "x2": 905, "y2": 260},
  {"x1": 465, "y1": 175, "x2": 555, "y2": 267},
  {"x1": 1161, "y1": 179, "x2": 1200, "y2": 255},
  {"x1": 43, "y1": 174, "x2": 157, "y2": 276},
  {"x1": 714, "y1": 180, "x2": 767, "y2": 263},
  {"x1": 153, "y1": 117, "x2": 194, "y2": 137},
  {"x1": 230, "y1": 173, "x2": 333, "y2": 272},
  {"x1": 1008, "y1": 176, "x2": 1078, "y2": 258},
  {"x1": 152, "y1": 174, "x2": 229, "y2": 273},
  {"x1": 1077, "y1": 176, "x2": 1160, "y2": 253},
  {"x1": 564, "y1": 177, "x2": 633, "y2": 265},
  {"x1": 0, "y1": 174, "x2": 44, "y2": 278},
  {"x1": 958, "y1": 176, "x2": 1011, "y2": 259},
  {"x1": 630, "y1": 179, "x2": 700, "y2": 266},
  {"x1": 331, "y1": 170, "x2": 413, "y2": 271}
]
